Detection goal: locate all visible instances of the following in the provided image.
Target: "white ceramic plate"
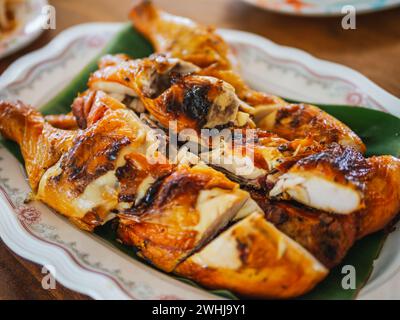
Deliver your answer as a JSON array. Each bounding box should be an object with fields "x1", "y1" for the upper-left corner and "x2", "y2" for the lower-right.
[
  {"x1": 241, "y1": 0, "x2": 400, "y2": 16},
  {"x1": 0, "y1": 0, "x2": 47, "y2": 59},
  {"x1": 0, "y1": 23, "x2": 399, "y2": 300}
]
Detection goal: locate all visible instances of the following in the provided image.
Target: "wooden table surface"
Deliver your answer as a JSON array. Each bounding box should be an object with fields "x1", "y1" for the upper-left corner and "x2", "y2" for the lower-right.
[{"x1": 0, "y1": 0, "x2": 399, "y2": 300}]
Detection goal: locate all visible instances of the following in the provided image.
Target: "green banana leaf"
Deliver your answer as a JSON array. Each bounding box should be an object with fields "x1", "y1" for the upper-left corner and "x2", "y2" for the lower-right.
[{"x1": 2, "y1": 23, "x2": 400, "y2": 300}]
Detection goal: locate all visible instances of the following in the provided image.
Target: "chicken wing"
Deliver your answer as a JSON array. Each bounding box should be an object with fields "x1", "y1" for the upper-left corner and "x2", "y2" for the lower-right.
[{"x1": 0, "y1": 101, "x2": 76, "y2": 191}]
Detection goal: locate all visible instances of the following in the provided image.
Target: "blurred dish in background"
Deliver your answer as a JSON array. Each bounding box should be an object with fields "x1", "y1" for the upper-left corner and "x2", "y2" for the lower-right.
[
  {"x1": 0, "y1": 0, "x2": 47, "y2": 59},
  {"x1": 241, "y1": 0, "x2": 400, "y2": 16}
]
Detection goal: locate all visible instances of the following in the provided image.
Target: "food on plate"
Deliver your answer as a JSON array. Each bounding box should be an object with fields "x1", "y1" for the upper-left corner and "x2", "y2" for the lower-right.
[
  {"x1": 0, "y1": 95, "x2": 329, "y2": 298},
  {"x1": 0, "y1": 0, "x2": 399, "y2": 299},
  {"x1": 129, "y1": 1, "x2": 365, "y2": 153},
  {"x1": 129, "y1": 0, "x2": 282, "y2": 107},
  {"x1": 85, "y1": 53, "x2": 399, "y2": 220}
]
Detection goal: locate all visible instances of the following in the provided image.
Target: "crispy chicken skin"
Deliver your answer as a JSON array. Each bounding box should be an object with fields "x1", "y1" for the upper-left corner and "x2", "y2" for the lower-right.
[
  {"x1": 357, "y1": 155, "x2": 400, "y2": 238},
  {"x1": 255, "y1": 103, "x2": 366, "y2": 153},
  {"x1": 176, "y1": 212, "x2": 328, "y2": 299},
  {"x1": 129, "y1": 1, "x2": 364, "y2": 151},
  {"x1": 0, "y1": 101, "x2": 76, "y2": 191}
]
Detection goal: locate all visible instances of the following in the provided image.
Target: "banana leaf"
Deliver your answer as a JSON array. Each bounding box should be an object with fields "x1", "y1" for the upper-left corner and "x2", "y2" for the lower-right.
[{"x1": 2, "y1": 23, "x2": 400, "y2": 300}]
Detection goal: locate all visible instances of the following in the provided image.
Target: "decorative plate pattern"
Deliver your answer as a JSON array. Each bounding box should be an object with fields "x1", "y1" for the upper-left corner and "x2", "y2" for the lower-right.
[
  {"x1": 241, "y1": 0, "x2": 400, "y2": 16},
  {"x1": 0, "y1": 23, "x2": 399, "y2": 300}
]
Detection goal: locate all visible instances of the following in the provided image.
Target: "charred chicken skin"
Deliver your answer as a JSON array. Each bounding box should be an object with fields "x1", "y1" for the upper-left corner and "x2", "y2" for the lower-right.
[{"x1": 88, "y1": 54, "x2": 247, "y2": 131}]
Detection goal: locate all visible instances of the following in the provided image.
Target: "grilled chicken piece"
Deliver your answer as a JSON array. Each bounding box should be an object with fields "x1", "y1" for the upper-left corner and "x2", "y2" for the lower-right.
[
  {"x1": 234, "y1": 195, "x2": 357, "y2": 268},
  {"x1": 270, "y1": 144, "x2": 400, "y2": 229},
  {"x1": 255, "y1": 154, "x2": 400, "y2": 266},
  {"x1": 255, "y1": 104, "x2": 366, "y2": 153},
  {"x1": 357, "y1": 155, "x2": 400, "y2": 238},
  {"x1": 118, "y1": 163, "x2": 249, "y2": 272},
  {"x1": 0, "y1": 96, "x2": 162, "y2": 230},
  {"x1": 251, "y1": 192, "x2": 358, "y2": 268},
  {"x1": 130, "y1": 0, "x2": 231, "y2": 70},
  {"x1": 176, "y1": 212, "x2": 328, "y2": 299},
  {"x1": 270, "y1": 144, "x2": 366, "y2": 214},
  {"x1": 88, "y1": 54, "x2": 243, "y2": 131},
  {"x1": 129, "y1": 1, "x2": 364, "y2": 151},
  {"x1": 0, "y1": 101, "x2": 76, "y2": 191},
  {"x1": 266, "y1": 205, "x2": 356, "y2": 269}
]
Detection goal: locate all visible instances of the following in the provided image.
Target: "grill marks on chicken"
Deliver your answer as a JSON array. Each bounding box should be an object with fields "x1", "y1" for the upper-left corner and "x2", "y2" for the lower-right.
[
  {"x1": 255, "y1": 104, "x2": 366, "y2": 153},
  {"x1": 88, "y1": 54, "x2": 242, "y2": 131}
]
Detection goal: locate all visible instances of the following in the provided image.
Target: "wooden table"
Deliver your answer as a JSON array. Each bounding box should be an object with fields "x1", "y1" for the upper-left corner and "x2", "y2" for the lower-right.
[{"x1": 0, "y1": 0, "x2": 399, "y2": 300}]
